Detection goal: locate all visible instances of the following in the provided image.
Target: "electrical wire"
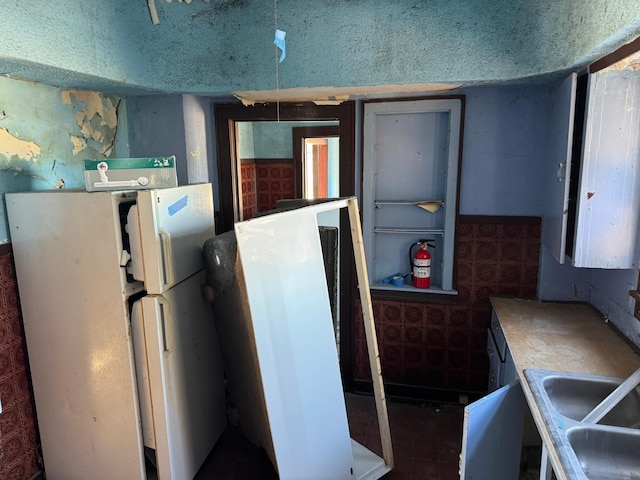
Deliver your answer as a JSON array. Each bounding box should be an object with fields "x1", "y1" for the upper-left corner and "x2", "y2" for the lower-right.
[{"x1": 274, "y1": 0, "x2": 280, "y2": 122}]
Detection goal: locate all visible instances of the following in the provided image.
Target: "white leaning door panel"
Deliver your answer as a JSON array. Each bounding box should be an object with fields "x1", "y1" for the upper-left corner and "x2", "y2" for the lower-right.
[
  {"x1": 137, "y1": 271, "x2": 226, "y2": 480},
  {"x1": 135, "y1": 184, "x2": 215, "y2": 294},
  {"x1": 235, "y1": 203, "x2": 355, "y2": 480}
]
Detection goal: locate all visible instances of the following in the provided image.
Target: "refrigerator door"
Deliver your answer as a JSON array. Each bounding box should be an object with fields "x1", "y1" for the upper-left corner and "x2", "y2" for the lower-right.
[
  {"x1": 6, "y1": 190, "x2": 146, "y2": 480},
  {"x1": 134, "y1": 271, "x2": 226, "y2": 480},
  {"x1": 131, "y1": 184, "x2": 215, "y2": 294}
]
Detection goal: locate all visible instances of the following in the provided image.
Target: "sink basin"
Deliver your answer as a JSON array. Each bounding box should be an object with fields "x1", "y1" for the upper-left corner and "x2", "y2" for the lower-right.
[
  {"x1": 542, "y1": 375, "x2": 640, "y2": 428},
  {"x1": 524, "y1": 369, "x2": 640, "y2": 480},
  {"x1": 568, "y1": 426, "x2": 640, "y2": 480}
]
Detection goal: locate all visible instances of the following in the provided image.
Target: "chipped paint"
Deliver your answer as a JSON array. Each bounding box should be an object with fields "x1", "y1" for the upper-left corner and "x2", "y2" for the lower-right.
[
  {"x1": 61, "y1": 90, "x2": 117, "y2": 129},
  {"x1": 70, "y1": 135, "x2": 87, "y2": 155},
  {"x1": 60, "y1": 90, "x2": 118, "y2": 156},
  {"x1": 0, "y1": 127, "x2": 41, "y2": 162}
]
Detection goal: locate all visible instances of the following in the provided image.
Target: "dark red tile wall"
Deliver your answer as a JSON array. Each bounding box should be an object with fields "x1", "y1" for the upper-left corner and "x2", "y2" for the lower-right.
[
  {"x1": 255, "y1": 162, "x2": 294, "y2": 213},
  {"x1": 240, "y1": 162, "x2": 257, "y2": 220},
  {"x1": 0, "y1": 248, "x2": 40, "y2": 480},
  {"x1": 240, "y1": 161, "x2": 295, "y2": 219},
  {"x1": 354, "y1": 218, "x2": 541, "y2": 394}
]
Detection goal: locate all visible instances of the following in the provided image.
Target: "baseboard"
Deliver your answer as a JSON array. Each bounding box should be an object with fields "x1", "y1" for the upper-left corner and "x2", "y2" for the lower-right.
[{"x1": 352, "y1": 379, "x2": 485, "y2": 406}]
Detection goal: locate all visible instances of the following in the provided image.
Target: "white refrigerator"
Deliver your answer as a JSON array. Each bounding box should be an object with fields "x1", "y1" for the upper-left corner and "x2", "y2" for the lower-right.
[{"x1": 6, "y1": 184, "x2": 226, "y2": 480}]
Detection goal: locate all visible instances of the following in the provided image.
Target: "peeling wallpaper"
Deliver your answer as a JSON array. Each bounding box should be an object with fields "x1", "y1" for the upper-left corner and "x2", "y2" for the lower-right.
[{"x1": 0, "y1": 77, "x2": 121, "y2": 242}]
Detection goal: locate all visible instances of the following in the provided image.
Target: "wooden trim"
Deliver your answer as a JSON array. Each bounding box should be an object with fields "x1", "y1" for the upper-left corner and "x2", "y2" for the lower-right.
[
  {"x1": 347, "y1": 198, "x2": 393, "y2": 468},
  {"x1": 590, "y1": 36, "x2": 640, "y2": 73},
  {"x1": 352, "y1": 380, "x2": 485, "y2": 404},
  {"x1": 213, "y1": 101, "x2": 356, "y2": 234},
  {"x1": 213, "y1": 100, "x2": 358, "y2": 392},
  {"x1": 361, "y1": 94, "x2": 465, "y2": 105},
  {"x1": 359, "y1": 96, "x2": 467, "y2": 304},
  {"x1": 292, "y1": 126, "x2": 340, "y2": 198}
]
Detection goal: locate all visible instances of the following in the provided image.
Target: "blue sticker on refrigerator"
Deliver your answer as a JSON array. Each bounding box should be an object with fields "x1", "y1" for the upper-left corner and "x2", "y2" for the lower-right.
[{"x1": 168, "y1": 195, "x2": 188, "y2": 216}]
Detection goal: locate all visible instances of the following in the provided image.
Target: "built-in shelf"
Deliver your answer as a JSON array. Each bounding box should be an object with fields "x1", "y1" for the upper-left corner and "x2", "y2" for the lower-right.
[
  {"x1": 374, "y1": 200, "x2": 443, "y2": 205},
  {"x1": 371, "y1": 283, "x2": 459, "y2": 295},
  {"x1": 362, "y1": 98, "x2": 463, "y2": 297},
  {"x1": 373, "y1": 227, "x2": 444, "y2": 235}
]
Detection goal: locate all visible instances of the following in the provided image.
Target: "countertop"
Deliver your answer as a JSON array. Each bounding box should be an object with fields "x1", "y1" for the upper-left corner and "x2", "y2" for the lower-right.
[
  {"x1": 490, "y1": 296, "x2": 640, "y2": 480},
  {"x1": 491, "y1": 296, "x2": 639, "y2": 377}
]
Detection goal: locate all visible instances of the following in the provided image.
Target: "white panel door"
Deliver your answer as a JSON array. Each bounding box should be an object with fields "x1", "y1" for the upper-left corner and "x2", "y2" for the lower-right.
[
  {"x1": 235, "y1": 202, "x2": 355, "y2": 480},
  {"x1": 544, "y1": 73, "x2": 577, "y2": 264},
  {"x1": 134, "y1": 184, "x2": 214, "y2": 294},
  {"x1": 459, "y1": 380, "x2": 525, "y2": 480},
  {"x1": 136, "y1": 271, "x2": 226, "y2": 480}
]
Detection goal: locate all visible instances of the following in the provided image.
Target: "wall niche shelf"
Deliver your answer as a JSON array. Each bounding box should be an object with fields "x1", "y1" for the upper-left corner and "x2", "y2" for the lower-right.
[
  {"x1": 362, "y1": 98, "x2": 463, "y2": 297},
  {"x1": 373, "y1": 228, "x2": 444, "y2": 234}
]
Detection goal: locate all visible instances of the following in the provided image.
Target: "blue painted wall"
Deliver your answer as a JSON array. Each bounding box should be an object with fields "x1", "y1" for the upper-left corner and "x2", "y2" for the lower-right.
[
  {"x1": 458, "y1": 84, "x2": 549, "y2": 216},
  {"x1": 0, "y1": 1, "x2": 639, "y2": 96},
  {"x1": 0, "y1": 1, "x2": 639, "y2": 350},
  {"x1": 0, "y1": 77, "x2": 122, "y2": 242},
  {"x1": 239, "y1": 121, "x2": 338, "y2": 159}
]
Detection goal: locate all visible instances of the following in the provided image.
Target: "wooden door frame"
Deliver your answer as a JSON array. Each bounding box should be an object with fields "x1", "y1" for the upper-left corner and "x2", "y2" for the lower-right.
[
  {"x1": 213, "y1": 101, "x2": 357, "y2": 391},
  {"x1": 292, "y1": 125, "x2": 340, "y2": 198}
]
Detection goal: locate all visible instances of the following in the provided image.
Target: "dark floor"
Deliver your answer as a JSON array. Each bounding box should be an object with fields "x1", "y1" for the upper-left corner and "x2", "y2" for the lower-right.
[{"x1": 195, "y1": 393, "x2": 464, "y2": 480}]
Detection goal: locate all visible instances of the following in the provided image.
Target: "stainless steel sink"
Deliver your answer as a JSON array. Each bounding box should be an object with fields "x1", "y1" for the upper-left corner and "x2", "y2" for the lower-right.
[
  {"x1": 524, "y1": 369, "x2": 640, "y2": 479},
  {"x1": 567, "y1": 426, "x2": 640, "y2": 480},
  {"x1": 542, "y1": 374, "x2": 640, "y2": 428}
]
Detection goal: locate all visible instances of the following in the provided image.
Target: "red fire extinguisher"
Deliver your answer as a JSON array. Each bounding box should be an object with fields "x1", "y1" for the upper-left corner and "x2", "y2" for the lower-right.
[{"x1": 409, "y1": 239, "x2": 434, "y2": 289}]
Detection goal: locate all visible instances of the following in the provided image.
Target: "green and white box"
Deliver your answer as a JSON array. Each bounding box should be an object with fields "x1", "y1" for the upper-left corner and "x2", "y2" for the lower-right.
[{"x1": 84, "y1": 157, "x2": 178, "y2": 192}]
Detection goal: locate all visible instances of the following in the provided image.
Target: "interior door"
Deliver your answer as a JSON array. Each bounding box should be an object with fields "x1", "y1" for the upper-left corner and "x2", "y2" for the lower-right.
[
  {"x1": 130, "y1": 183, "x2": 215, "y2": 294},
  {"x1": 132, "y1": 271, "x2": 226, "y2": 480},
  {"x1": 459, "y1": 380, "x2": 525, "y2": 480}
]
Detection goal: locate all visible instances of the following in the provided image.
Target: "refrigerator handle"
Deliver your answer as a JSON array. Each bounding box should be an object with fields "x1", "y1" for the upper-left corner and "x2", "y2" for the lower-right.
[
  {"x1": 158, "y1": 229, "x2": 174, "y2": 288},
  {"x1": 157, "y1": 298, "x2": 171, "y2": 352}
]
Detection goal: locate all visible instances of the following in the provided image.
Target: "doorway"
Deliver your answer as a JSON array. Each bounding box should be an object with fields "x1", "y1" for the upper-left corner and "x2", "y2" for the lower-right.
[
  {"x1": 213, "y1": 101, "x2": 357, "y2": 390},
  {"x1": 292, "y1": 125, "x2": 340, "y2": 200}
]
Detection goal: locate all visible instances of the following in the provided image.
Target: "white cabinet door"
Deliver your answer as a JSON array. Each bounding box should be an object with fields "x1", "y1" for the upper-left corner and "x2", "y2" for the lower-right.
[
  {"x1": 133, "y1": 184, "x2": 215, "y2": 294},
  {"x1": 459, "y1": 380, "x2": 525, "y2": 480},
  {"x1": 543, "y1": 73, "x2": 577, "y2": 264},
  {"x1": 573, "y1": 70, "x2": 640, "y2": 268}
]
